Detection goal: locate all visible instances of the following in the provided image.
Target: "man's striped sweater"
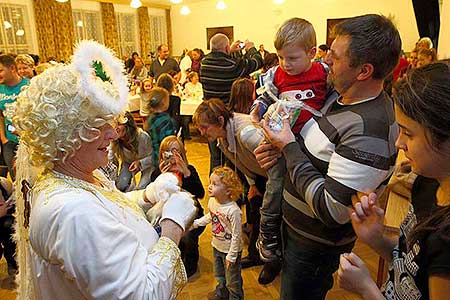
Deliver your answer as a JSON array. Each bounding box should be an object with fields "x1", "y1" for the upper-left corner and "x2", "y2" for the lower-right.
[{"x1": 282, "y1": 91, "x2": 398, "y2": 247}]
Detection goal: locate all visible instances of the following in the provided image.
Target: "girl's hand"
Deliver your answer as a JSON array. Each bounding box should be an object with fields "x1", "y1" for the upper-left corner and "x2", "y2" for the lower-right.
[
  {"x1": 159, "y1": 160, "x2": 172, "y2": 173},
  {"x1": 351, "y1": 193, "x2": 385, "y2": 246},
  {"x1": 173, "y1": 152, "x2": 191, "y2": 177},
  {"x1": 129, "y1": 160, "x2": 141, "y2": 172},
  {"x1": 226, "y1": 259, "x2": 235, "y2": 269},
  {"x1": 337, "y1": 252, "x2": 377, "y2": 295}
]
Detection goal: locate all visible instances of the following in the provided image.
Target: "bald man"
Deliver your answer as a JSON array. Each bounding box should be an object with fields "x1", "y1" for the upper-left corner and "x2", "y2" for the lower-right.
[{"x1": 200, "y1": 33, "x2": 263, "y2": 103}]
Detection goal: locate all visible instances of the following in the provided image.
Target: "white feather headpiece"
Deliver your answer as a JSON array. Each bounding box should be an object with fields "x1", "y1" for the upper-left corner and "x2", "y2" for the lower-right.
[{"x1": 72, "y1": 40, "x2": 128, "y2": 114}]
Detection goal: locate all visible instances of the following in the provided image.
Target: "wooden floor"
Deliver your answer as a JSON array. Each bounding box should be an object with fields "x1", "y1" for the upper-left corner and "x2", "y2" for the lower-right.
[{"x1": 0, "y1": 134, "x2": 380, "y2": 299}]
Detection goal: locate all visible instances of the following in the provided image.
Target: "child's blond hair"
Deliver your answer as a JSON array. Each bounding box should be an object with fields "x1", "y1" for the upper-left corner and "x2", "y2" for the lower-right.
[
  {"x1": 274, "y1": 17, "x2": 316, "y2": 51},
  {"x1": 148, "y1": 87, "x2": 169, "y2": 111},
  {"x1": 212, "y1": 166, "x2": 244, "y2": 201}
]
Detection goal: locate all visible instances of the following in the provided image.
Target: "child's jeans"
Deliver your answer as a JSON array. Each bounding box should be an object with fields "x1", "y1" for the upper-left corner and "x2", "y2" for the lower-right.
[{"x1": 213, "y1": 248, "x2": 243, "y2": 300}]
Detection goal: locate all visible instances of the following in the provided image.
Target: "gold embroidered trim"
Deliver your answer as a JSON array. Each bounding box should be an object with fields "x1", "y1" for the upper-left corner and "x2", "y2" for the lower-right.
[
  {"x1": 33, "y1": 170, "x2": 146, "y2": 218},
  {"x1": 151, "y1": 237, "x2": 187, "y2": 299}
]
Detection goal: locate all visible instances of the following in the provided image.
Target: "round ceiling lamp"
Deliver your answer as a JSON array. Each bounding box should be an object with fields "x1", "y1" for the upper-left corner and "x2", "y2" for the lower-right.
[
  {"x1": 130, "y1": 0, "x2": 142, "y2": 9},
  {"x1": 180, "y1": 5, "x2": 190, "y2": 15},
  {"x1": 216, "y1": 0, "x2": 227, "y2": 10}
]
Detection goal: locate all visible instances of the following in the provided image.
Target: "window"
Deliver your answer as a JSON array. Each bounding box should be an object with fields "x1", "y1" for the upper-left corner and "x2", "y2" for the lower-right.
[
  {"x1": 115, "y1": 12, "x2": 139, "y2": 58},
  {"x1": 72, "y1": 9, "x2": 103, "y2": 43},
  {"x1": 148, "y1": 14, "x2": 167, "y2": 55},
  {"x1": 0, "y1": 3, "x2": 33, "y2": 54}
]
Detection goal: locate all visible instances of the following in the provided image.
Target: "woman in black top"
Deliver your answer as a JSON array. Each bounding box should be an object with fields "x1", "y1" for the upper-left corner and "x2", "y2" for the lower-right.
[
  {"x1": 337, "y1": 63, "x2": 450, "y2": 299},
  {"x1": 151, "y1": 135, "x2": 205, "y2": 277}
]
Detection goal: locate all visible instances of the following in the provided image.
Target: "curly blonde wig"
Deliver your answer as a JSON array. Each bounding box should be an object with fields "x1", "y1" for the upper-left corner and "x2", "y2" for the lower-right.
[
  {"x1": 13, "y1": 64, "x2": 116, "y2": 170},
  {"x1": 212, "y1": 166, "x2": 244, "y2": 201}
]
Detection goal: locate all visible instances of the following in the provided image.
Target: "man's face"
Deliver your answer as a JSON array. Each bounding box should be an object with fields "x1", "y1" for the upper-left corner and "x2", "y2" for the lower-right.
[
  {"x1": 159, "y1": 46, "x2": 170, "y2": 60},
  {"x1": 0, "y1": 63, "x2": 16, "y2": 85},
  {"x1": 325, "y1": 35, "x2": 360, "y2": 96}
]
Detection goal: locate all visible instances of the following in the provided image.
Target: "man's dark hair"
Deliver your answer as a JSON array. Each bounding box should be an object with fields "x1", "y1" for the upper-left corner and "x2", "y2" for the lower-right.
[
  {"x1": 318, "y1": 44, "x2": 329, "y2": 51},
  {"x1": 334, "y1": 14, "x2": 401, "y2": 80},
  {"x1": 0, "y1": 54, "x2": 17, "y2": 69},
  {"x1": 157, "y1": 44, "x2": 168, "y2": 52}
]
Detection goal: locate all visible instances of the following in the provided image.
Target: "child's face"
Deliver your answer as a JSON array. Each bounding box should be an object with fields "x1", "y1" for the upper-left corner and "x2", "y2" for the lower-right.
[
  {"x1": 277, "y1": 43, "x2": 315, "y2": 76},
  {"x1": 208, "y1": 173, "x2": 229, "y2": 201},
  {"x1": 191, "y1": 74, "x2": 199, "y2": 84},
  {"x1": 143, "y1": 81, "x2": 152, "y2": 92}
]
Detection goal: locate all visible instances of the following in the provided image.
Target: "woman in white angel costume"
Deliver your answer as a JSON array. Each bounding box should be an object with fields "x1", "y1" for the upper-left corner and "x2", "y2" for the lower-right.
[{"x1": 12, "y1": 40, "x2": 196, "y2": 300}]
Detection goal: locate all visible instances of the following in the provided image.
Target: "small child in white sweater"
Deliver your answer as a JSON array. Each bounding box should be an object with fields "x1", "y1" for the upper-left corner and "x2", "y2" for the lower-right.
[{"x1": 193, "y1": 166, "x2": 244, "y2": 300}]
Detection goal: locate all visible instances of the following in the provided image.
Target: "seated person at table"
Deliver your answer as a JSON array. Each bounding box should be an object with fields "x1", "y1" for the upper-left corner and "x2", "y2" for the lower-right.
[
  {"x1": 184, "y1": 71, "x2": 203, "y2": 102},
  {"x1": 147, "y1": 87, "x2": 177, "y2": 169}
]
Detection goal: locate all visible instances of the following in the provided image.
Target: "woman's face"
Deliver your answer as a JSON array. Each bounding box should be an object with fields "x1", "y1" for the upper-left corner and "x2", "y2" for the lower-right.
[
  {"x1": 143, "y1": 81, "x2": 152, "y2": 92},
  {"x1": 191, "y1": 51, "x2": 200, "y2": 61},
  {"x1": 197, "y1": 119, "x2": 226, "y2": 142},
  {"x1": 115, "y1": 124, "x2": 126, "y2": 140},
  {"x1": 395, "y1": 105, "x2": 450, "y2": 179},
  {"x1": 70, "y1": 124, "x2": 118, "y2": 173}
]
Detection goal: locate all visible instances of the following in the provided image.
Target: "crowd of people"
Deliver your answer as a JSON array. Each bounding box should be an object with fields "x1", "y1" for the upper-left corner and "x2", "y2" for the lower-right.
[{"x1": 0, "y1": 12, "x2": 448, "y2": 300}]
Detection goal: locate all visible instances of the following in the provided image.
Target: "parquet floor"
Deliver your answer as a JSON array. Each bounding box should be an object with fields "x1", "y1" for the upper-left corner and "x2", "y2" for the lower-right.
[{"x1": 0, "y1": 133, "x2": 380, "y2": 300}]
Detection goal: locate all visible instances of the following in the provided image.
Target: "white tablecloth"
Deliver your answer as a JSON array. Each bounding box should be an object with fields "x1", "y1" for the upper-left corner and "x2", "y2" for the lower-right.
[
  {"x1": 180, "y1": 99, "x2": 203, "y2": 116},
  {"x1": 127, "y1": 94, "x2": 141, "y2": 112}
]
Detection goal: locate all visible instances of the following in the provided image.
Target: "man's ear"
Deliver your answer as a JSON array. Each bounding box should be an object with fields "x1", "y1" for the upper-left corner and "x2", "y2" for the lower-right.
[
  {"x1": 308, "y1": 47, "x2": 317, "y2": 60},
  {"x1": 357, "y1": 63, "x2": 375, "y2": 80},
  {"x1": 218, "y1": 116, "x2": 225, "y2": 127}
]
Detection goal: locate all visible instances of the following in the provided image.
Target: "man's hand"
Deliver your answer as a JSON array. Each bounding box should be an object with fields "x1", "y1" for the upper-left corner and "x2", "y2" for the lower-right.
[
  {"x1": 244, "y1": 40, "x2": 255, "y2": 51},
  {"x1": 261, "y1": 118, "x2": 296, "y2": 150},
  {"x1": 253, "y1": 141, "x2": 282, "y2": 170},
  {"x1": 230, "y1": 40, "x2": 242, "y2": 52}
]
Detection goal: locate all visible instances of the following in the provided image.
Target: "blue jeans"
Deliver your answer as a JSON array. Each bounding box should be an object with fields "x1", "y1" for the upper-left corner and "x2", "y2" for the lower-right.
[
  {"x1": 213, "y1": 248, "x2": 243, "y2": 300},
  {"x1": 280, "y1": 225, "x2": 354, "y2": 300},
  {"x1": 116, "y1": 161, "x2": 153, "y2": 192}
]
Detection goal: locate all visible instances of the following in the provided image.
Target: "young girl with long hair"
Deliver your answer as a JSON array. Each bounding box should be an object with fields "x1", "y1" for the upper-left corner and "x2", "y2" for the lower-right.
[{"x1": 338, "y1": 63, "x2": 450, "y2": 299}]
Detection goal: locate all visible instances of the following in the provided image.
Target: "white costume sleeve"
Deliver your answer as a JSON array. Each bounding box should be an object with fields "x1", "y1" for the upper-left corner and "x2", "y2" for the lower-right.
[{"x1": 34, "y1": 191, "x2": 185, "y2": 300}]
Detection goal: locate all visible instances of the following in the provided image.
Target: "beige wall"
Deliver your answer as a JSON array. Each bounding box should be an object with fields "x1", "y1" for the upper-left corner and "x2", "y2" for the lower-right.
[{"x1": 170, "y1": 0, "x2": 426, "y2": 56}]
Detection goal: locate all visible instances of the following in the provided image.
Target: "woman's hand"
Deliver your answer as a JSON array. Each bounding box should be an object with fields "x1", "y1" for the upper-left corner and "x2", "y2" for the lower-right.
[
  {"x1": 159, "y1": 160, "x2": 172, "y2": 173},
  {"x1": 253, "y1": 141, "x2": 282, "y2": 170},
  {"x1": 337, "y1": 252, "x2": 379, "y2": 296},
  {"x1": 226, "y1": 259, "x2": 235, "y2": 270},
  {"x1": 129, "y1": 160, "x2": 141, "y2": 172},
  {"x1": 172, "y1": 152, "x2": 191, "y2": 177},
  {"x1": 351, "y1": 193, "x2": 385, "y2": 247}
]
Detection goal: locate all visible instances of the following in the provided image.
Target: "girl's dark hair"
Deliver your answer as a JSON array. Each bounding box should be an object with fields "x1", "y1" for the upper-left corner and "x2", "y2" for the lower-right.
[
  {"x1": 263, "y1": 53, "x2": 279, "y2": 73},
  {"x1": 228, "y1": 78, "x2": 254, "y2": 114},
  {"x1": 393, "y1": 62, "x2": 450, "y2": 148},
  {"x1": 394, "y1": 63, "x2": 450, "y2": 251},
  {"x1": 111, "y1": 111, "x2": 139, "y2": 160}
]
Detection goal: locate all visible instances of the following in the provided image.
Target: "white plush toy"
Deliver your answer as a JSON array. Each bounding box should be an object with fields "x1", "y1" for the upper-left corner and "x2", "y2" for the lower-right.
[{"x1": 145, "y1": 172, "x2": 181, "y2": 226}]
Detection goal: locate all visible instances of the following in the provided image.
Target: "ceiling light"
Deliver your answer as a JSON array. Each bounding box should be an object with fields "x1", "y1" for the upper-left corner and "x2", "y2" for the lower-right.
[
  {"x1": 16, "y1": 29, "x2": 24, "y2": 36},
  {"x1": 171, "y1": 0, "x2": 183, "y2": 3},
  {"x1": 216, "y1": 0, "x2": 227, "y2": 10},
  {"x1": 4, "y1": 21, "x2": 11, "y2": 29},
  {"x1": 180, "y1": 5, "x2": 190, "y2": 15},
  {"x1": 76, "y1": 20, "x2": 83, "y2": 27},
  {"x1": 273, "y1": 0, "x2": 285, "y2": 4},
  {"x1": 55, "y1": 0, "x2": 69, "y2": 3},
  {"x1": 130, "y1": 0, "x2": 142, "y2": 9}
]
